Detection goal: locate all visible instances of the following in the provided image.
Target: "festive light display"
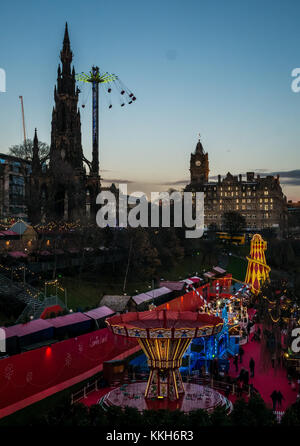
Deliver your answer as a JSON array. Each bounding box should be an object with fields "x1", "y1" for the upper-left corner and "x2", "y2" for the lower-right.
[{"x1": 245, "y1": 234, "x2": 270, "y2": 294}]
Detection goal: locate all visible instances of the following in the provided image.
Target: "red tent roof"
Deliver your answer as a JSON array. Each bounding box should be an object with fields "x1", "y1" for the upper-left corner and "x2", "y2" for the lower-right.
[
  {"x1": 0, "y1": 230, "x2": 19, "y2": 236},
  {"x1": 8, "y1": 251, "x2": 28, "y2": 258},
  {"x1": 107, "y1": 310, "x2": 223, "y2": 331}
]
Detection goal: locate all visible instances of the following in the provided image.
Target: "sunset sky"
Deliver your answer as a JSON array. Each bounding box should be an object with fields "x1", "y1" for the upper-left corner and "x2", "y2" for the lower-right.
[{"x1": 0, "y1": 0, "x2": 300, "y2": 200}]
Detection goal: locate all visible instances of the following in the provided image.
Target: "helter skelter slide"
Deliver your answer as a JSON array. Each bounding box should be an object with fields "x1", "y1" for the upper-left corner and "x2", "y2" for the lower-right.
[{"x1": 245, "y1": 234, "x2": 271, "y2": 295}]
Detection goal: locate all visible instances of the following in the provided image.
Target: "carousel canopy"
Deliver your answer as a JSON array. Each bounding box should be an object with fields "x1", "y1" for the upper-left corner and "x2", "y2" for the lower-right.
[{"x1": 106, "y1": 310, "x2": 223, "y2": 339}]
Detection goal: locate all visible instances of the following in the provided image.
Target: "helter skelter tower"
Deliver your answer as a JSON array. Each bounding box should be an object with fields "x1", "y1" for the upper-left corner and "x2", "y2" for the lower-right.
[
  {"x1": 245, "y1": 234, "x2": 271, "y2": 295},
  {"x1": 106, "y1": 310, "x2": 223, "y2": 401}
]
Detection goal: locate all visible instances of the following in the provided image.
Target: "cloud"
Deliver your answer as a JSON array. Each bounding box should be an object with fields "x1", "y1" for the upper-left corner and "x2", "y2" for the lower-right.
[
  {"x1": 159, "y1": 179, "x2": 189, "y2": 186},
  {"x1": 101, "y1": 177, "x2": 135, "y2": 184},
  {"x1": 210, "y1": 170, "x2": 300, "y2": 186},
  {"x1": 256, "y1": 170, "x2": 300, "y2": 186},
  {"x1": 101, "y1": 170, "x2": 300, "y2": 188}
]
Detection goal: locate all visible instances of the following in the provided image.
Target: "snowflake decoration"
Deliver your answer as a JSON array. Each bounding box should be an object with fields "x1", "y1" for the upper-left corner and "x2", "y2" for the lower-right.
[
  {"x1": 4, "y1": 363, "x2": 14, "y2": 381},
  {"x1": 26, "y1": 371, "x2": 33, "y2": 383},
  {"x1": 65, "y1": 353, "x2": 72, "y2": 367}
]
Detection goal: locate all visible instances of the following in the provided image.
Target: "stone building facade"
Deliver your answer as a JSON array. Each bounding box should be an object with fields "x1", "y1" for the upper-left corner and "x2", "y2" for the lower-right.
[
  {"x1": 185, "y1": 139, "x2": 288, "y2": 230},
  {"x1": 0, "y1": 154, "x2": 30, "y2": 220}
]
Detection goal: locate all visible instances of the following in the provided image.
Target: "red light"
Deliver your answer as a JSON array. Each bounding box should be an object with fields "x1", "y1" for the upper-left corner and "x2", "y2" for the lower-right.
[{"x1": 45, "y1": 347, "x2": 52, "y2": 357}]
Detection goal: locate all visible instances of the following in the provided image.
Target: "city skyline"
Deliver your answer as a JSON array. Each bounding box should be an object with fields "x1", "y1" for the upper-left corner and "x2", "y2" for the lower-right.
[{"x1": 0, "y1": 0, "x2": 300, "y2": 200}]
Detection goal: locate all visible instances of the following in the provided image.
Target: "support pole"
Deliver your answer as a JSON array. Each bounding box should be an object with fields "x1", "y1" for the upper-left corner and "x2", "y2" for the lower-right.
[{"x1": 91, "y1": 66, "x2": 99, "y2": 175}]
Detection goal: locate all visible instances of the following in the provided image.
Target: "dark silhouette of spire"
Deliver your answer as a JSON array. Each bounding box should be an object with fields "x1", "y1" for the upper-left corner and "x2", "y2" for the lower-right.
[
  {"x1": 50, "y1": 23, "x2": 83, "y2": 171},
  {"x1": 60, "y1": 22, "x2": 73, "y2": 72},
  {"x1": 32, "y1": 128, "x2": 41, "y2": 173},
  {"x1": 195, "y1": 138, "x2": 205, "y2": 155}
]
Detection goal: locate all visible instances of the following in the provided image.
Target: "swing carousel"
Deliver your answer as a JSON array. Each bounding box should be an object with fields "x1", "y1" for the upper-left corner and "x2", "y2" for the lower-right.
[{"x1": 102, "y1": 309, "x2": 233, "y2": 413}]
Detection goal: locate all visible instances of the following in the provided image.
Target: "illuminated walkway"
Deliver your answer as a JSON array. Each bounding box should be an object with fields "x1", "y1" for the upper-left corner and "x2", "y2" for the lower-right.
[{"x1": 228, "y1": 331, "x2": 297, "y2": 411}]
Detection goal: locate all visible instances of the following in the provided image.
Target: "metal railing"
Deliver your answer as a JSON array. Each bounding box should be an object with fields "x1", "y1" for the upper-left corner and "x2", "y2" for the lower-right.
[{"x1": 71, "y1": 373, "x2": 258, "y2": 406}]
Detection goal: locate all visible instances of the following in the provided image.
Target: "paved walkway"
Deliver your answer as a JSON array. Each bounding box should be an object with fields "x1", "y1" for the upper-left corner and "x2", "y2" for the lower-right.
[{"x1": 228, "y1": 332, "x2": 297, "y2": 411}]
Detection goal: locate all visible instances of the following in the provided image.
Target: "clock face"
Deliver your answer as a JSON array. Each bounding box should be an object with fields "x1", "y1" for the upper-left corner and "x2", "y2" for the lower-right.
[{"x1": 195, "y1": 160, "x2": 201, "y2": 166}]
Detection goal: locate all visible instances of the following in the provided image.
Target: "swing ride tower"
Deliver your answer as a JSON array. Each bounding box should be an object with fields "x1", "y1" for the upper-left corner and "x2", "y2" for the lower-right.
[
  {"x1": 76, "y1": 67, "x2": 117, "y2": 175},
  {"x1": 76, "y1": 66, "x2": 136, "y2": 176}
]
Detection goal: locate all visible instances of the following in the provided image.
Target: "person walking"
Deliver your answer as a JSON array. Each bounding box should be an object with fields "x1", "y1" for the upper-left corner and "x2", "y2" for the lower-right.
[
  {"x1": 246, "y1": 321, "x2": 251, "y2": 341},
  {"x1": 270, "y1": 390, "x2": 278, "y2": 411},
  {"x1": 249, "y1": 358, "x2": 255, "y2": 378},
  {"x1": 233, "y1": 355, "x2": 239, "y2": 373},
  {"x1": 239, "y1": 346, "x2": 244, "y2": 364},
  {"x1": 277, "y1": 391, "x2": 284, "y2": 409},
  {"x1": 225, "y1": 385, "x2": 230, "y2": 399},
  {"x1": 237, "y1": 379, "x2": 243, "y2": 398}
]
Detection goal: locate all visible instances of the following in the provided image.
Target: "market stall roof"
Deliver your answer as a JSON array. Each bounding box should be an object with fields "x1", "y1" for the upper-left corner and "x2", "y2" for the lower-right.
[
  {"x1": 213, "y1": 266, "x2": 227, "y2": 275},
  {"x1": 132, "y1": 292, "x2": 152, "y2": 306},
  {"x1": 84, "y1": 306, "x2": 115, "y2": 320},
  {"x1": 203, "y1": 271, "x2": 216, "y2": 279},
  {"x1": 7, "y1": 251, "x2": 28, "y2": 258},
  {"x1": 67, "y1": 248, "x2": 80, "y2": 254},
  {"x1": 132, "y1": 287, "x2": 171, "y2": 305},
  {"x1": 53, "y1": 249, "x2": 64, "y2": 255},
  {"x1": 37, "y1": 250, "x2": 52, "y2": 256},
  {"x1": 189, "y1": 276, "x2": 203, "y2": 283},
  {"x1": 159, "y1": 281, "x2": 185, "y2": 291},
  {"x1": 99, "y1": 295, "x2": 132, "y2": 313},
  {"x1": 144, "y1": 287, "x2": 171, "y2": 299},
  {"x1": 0, "y1": 230, "x2": 19, "y2": 237},
  {"x1": 49, "y1": 312, "x2": 91, "y2": 328},
  {"x1": 10, "y1": 220, "x2": 29, "y2": 235},
  {"x1": 180, "y1": 279, "x2": 194, "y2": 285},
  {"x1": 2, "y1": 319, "x2": 53, "y2": 337}
]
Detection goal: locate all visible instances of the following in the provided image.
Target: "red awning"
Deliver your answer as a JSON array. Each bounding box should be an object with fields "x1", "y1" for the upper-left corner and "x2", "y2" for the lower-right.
[
  {"x1": 0, "y1": 230, "x2": 19, "y2": 237},
  {"x1": 38, "y1": 250, "x2": 52, "y2": 256}
]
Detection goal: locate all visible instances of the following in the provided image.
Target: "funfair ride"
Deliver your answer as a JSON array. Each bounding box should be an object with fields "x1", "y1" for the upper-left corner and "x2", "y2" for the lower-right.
[
  {"x1": 105, "y1": 309, "x2": 229, "y2": 411},
  {"x1": 245, "y1": 234, "x2": 271, "y2": 295}
]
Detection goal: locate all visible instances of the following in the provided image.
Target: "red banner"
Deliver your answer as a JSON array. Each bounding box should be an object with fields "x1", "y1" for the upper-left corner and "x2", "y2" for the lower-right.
[{"x1": 0, "y1": 328, "x2": 137, "y2": 412}]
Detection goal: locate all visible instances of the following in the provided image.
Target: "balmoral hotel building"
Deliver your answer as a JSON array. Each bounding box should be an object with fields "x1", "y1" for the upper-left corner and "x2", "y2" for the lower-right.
[{"x1": 185, "y1": 139, "x2": 288, "y2": 231}]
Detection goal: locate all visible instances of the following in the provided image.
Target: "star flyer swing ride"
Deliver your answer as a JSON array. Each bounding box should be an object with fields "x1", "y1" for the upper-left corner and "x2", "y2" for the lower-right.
[{"x1": 76, "y1": 66, "x2": 136, "y2": 173}]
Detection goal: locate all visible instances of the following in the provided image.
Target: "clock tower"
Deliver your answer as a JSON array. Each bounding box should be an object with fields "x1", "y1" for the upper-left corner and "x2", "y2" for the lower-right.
[{"x1": 190, "y1": 138, "x2": 209, "y2": 184}]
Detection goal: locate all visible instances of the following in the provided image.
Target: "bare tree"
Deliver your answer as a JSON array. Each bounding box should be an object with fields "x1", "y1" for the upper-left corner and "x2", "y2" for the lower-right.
[{"x1": 8, "y1": 139, "x2": 49, "y2": 161}]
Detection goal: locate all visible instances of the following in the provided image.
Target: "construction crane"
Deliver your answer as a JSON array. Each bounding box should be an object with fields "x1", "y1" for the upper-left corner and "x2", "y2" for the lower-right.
[{"x1": 19, "y1": 95, "x2": 27, "y2": 146}]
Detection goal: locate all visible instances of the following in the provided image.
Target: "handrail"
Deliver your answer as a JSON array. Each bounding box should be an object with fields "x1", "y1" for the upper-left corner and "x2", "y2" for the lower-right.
[{"x1": 70, "y1": 374, "x2": 259, "y2": 405}]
